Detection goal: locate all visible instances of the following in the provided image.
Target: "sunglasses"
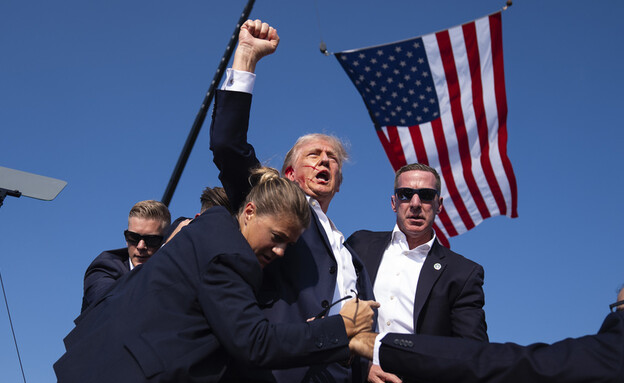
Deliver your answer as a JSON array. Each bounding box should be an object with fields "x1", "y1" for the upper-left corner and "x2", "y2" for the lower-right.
[
  {"x1": 314, "y1": 289, "x2": 359, "y2": 319},
  {"x1": 609, "y1": 300, "x2": 624, "y2": 313},
  {"x1": 394, "y1": 187, "x2": 439, "y2": 202},
  {"x1": 124, "y1": 230, "x2": 164, "y2": 249}
]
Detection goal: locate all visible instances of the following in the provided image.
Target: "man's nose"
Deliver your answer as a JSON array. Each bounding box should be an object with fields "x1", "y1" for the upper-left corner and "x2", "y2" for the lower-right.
[
  {"x1": 409, "y1": 194, "x2": 422, "y2": 208},
  {"x1": 318, "y1": 152, "x2": 330, "y2": 164},
  {"x1": 273, "y1": 244, "x2": 287, "y2": 258},
  {"x1": 137, "y1": 239, "x2": 148, "y2": 250}
]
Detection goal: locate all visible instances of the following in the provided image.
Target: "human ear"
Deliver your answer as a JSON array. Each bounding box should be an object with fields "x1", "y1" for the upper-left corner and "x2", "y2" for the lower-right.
[
  {"x1": 436, "y1": 197, "x2": 444, "y2": 214},
  {"x1": 244, "y1": 202, "x2": 256, "y2": 222},
  {"x1": 284, "y1": 166, "x2": 295, "y2": 181}
]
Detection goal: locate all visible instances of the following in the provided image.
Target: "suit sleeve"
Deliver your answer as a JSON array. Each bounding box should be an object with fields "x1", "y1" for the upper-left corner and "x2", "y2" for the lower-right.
[
  {"x1": 450, "y1": 263, "x2": 488, "y2": 341},
  {"x1": 81, "y1": 254, "x2": 126, "y2": 312},
  {"x1": 209, "y1": 90, "x2": 261, "y2": 211},
  {"x1": 198, "y1": 252, "x2": 351, "y2": 368},
  {"x1": 380, "y1": 312, "x2": 624, "y2": 383}
]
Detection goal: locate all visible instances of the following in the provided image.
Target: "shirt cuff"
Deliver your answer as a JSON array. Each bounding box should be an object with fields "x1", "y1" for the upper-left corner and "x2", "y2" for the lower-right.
[
  {"x1": 221, "y1": 68, "x2": 256, "y2": 94},
  {"x1": 372, "y1": 333, "x2": 382, "y2": 365}
]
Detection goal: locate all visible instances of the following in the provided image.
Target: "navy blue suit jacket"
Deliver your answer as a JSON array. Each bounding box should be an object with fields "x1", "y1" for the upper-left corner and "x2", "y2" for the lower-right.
[
  {"x1": 210, "y1": 90, "x2": 375, "y2": 382},
  {"x1": 54, "y1": 208, "x2": 351, "y2": 383},
  {"x1": 81, "y1": 216, "x2": 186, "y2": 313},
  {"x1": 379, "y1": 310, "x2": 624, "y2": 382},
  {"x1": 346, "y1": 230, "x2": 487, "y2": 341},
  {"x1": 81, "y1": 247, "x2": 129, "y2": 312}
]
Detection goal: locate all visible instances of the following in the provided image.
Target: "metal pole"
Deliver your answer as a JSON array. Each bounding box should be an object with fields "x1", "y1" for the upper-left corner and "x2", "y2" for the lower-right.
[
  {"x1": 0, "y1": 188, "x2": 21, "y2": 209},
  {"x1": 161, "y1": 0, "x2": 256, "y2": 206},
  {"x1": 1, "y1": 270, "x2": 27, "y2": 383}
]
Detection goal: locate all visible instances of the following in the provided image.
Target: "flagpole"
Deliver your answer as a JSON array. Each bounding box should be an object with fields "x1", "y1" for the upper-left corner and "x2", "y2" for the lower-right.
[{"x1": 161, "y1": 0, "x2": 256, "y2": 206}]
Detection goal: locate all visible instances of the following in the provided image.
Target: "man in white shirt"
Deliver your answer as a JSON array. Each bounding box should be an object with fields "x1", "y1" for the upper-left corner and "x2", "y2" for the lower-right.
[{"x1": 346, "y1": 163, "x2": 487, "y2": 382}]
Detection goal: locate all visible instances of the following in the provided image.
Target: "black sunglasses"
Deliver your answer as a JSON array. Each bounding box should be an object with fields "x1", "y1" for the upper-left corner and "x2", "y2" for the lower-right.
[
  {"x1": 394, "y1": 187, "x2": 439, "y2": 202},
  {"x1": 314, "y1": 290, "x2": 359, "y2": 319},
  {"x1": 609, "y1": 300, "x2": 624, "y2": 313},
  {"x1": 124, "y1": 230, "x2": 164, "y2": 249}
]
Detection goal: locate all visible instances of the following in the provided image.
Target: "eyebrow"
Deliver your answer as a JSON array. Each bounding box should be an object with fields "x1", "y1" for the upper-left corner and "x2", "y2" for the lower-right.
[
  {"x1": 307, "y1": 148, "x2": 338, "y2": 160},
  {"x1": 272, "y1": 230, "x2": 288, "y2": 241},
  {"x1": 274, "y1": 229, "x2": 299, "y2": 244}
]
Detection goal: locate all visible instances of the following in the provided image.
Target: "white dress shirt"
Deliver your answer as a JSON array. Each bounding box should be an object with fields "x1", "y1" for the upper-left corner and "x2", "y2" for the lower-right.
[
  {"x1": 309, "y1": 197, "x2": 359, "y2": 315},
  {"x1": 372, "y1": 225, "x2": 435, "y2": 364}
]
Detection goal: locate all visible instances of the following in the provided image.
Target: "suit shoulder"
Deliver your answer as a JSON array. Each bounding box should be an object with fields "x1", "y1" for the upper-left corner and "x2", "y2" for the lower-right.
[
  {"x1": 347, "y1": 230, "x2": 390, "y2": 243},
  {"x1": 88, "y1": 248, "x2": 128, "y2": 267},
  {"x1": 187, "y1": 207, "x2": 252, "y2": 256},
  {"x1": 435, "y1": 243, "x2": 483, "y2": 271}
]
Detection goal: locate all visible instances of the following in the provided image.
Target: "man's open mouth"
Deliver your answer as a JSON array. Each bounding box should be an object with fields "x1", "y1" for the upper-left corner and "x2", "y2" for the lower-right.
[{"x1": 315, "y1": 170, "x2": 330, "y2": 182}]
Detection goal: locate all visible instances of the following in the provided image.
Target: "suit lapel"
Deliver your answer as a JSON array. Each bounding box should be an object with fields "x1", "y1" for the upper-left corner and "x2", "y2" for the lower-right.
[
  {"x1": 308, "y1": 208, "x2": 334, "y2": 260},
  {"x1": 366, "y1": 233, "x2": 392, "y2": 284},
  {"x1": 412, "y1": 240, "x2": 446, "y2": 330}
]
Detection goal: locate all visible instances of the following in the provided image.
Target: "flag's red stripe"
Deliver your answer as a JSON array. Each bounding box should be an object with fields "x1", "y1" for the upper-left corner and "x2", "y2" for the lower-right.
[
  {"x1": 408, "y1": 124, "x2": 457, "y2": 238},
  {"x1": 430, "y1": 117, "x2": 474, "y2": 231},
  {"x1": 436, "y1": 30, "x2": 490, "y2": 222},
  {"x1": 376, "y1": 126, "x2": 407, "y2": 171},
  {"x1": 408, "y1": 125, "x2": 429, "y2": 164},
  {"x1": 489, "y1": 13, "x2": 518, "y2": 217},
  {"x1": 433, "y1": 223, "x2": 450, "y2": 248},
  {"x1": 437, "y1": 207, "x2": 458, "y2": 238},
  {"x1": 462, "y1": 21, "x2": 506, "y2": 217}
]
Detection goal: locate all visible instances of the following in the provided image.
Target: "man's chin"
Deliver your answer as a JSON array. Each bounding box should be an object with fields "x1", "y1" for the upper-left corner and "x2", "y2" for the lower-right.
[
  {"x1": 405, "y1": 218, "x2": 426, "y2": 226},
  {"x1": 310, "y1": 185, "x2": 337, "y2": 198},
  {"x1": 133, "y1": 256, "x2": 150, "y2": 265}
]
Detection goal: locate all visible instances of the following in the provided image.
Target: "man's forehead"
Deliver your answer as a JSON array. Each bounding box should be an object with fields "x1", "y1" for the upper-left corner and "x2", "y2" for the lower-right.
[
  {"x1": 398, "y1": 170, "x2": 436, "y2": 184},
  {"x1": 128, "y1": 216, "x2": 166, "y2": 231},
  {"x1": 299, "y1": 138, "x2": 336, "y2": 152}
]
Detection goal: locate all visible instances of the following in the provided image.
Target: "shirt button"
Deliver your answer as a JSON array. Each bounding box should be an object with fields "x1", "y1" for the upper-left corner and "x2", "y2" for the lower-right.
[
  {"x1": 386, "y1": 321, "x2": 391, "y2": 326},
  {"x1": 390, "y1": 296, "x2": 394, "y2": 300}
]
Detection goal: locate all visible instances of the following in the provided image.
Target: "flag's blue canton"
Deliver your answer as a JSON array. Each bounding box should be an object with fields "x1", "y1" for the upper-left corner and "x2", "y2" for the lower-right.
[{"x1": 337, "y1": 37, "x2": 440, "y2": 127}]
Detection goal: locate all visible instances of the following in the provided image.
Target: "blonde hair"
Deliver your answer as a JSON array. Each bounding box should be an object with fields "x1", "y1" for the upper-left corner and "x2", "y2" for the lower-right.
[
  {"x1": 242, "y1": 167, "x2": 310, "y2": 229},
  {"x1": 128, "y1": 200, "x2": 171, "y2": 230}
]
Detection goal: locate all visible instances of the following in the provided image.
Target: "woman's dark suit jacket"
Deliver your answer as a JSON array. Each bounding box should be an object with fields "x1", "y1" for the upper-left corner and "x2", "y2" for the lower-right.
[{"x1": 54, "y1": 207, "x2": 350, "y2": 382}]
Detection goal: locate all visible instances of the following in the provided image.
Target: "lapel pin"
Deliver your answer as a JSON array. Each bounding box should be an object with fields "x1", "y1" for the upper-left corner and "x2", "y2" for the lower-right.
[{"x1": 434, "y1": 263, "x2": 442, "y2": 270}]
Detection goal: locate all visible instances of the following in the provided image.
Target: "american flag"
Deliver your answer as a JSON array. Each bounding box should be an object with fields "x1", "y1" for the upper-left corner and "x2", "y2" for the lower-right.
[{"x1": 336, "y1": 12, "x2": 517, "y2": 247}]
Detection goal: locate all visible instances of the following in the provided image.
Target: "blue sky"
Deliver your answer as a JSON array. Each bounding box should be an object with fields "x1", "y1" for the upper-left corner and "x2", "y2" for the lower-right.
[{"x1": 1, "y1": 1, "x2": 623, "y2": 381}]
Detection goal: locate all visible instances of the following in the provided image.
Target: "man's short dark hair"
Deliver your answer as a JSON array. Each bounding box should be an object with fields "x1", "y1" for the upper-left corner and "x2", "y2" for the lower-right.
[
  {"x1": 200, "y1": 187, "x2": 231, "y2": 213},
  {"x1": 394, "y1": 163, "x2": 442, "y2": 192}
]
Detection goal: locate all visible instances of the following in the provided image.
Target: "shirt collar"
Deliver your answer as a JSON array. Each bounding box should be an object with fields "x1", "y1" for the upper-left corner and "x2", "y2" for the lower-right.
[
  {"x1": 390, "y1": 224, "x2": 436, "y2": 253},
  {"x1": 308, "y1": 196, "x2": 336, "y2": 229}
]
